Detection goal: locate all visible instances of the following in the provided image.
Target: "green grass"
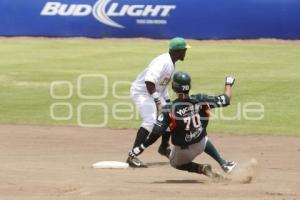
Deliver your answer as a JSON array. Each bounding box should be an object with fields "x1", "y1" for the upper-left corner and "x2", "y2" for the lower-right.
[{"x1": 0, "y1": 38, "x2": 299, "y2": 135}]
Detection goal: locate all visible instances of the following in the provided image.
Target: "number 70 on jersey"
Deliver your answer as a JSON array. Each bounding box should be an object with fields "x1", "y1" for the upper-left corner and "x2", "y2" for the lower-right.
[{"x1": 183, "y1": 113, "x2": 202, "y2": 131}]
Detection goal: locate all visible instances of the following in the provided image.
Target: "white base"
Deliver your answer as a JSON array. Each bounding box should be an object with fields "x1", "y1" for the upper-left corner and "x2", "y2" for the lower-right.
[{"x1": 92, "y1": 161, "x2": 129, "y2": 169}]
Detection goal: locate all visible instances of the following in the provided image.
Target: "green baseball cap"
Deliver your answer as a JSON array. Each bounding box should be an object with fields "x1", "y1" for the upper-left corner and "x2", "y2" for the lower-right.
[{"x1": 169, "y1": 37, "x2": 191, "y2": 50}]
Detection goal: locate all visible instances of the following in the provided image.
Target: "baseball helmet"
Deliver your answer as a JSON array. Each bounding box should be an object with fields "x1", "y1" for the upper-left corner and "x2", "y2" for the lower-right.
[{"x1": 172, "y1": 71, "x2": 191, "y2": 94}]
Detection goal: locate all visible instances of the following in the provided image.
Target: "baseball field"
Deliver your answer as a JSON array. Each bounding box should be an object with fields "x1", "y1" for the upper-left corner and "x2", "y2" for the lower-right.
[{"x1": 0, "y1": 38, "x2": 299, "y2": 199}]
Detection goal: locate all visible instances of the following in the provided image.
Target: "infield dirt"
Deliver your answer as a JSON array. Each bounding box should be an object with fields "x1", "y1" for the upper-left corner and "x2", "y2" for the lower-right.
[{"x1": 0, "y1": 124, "x2": 299, "y2": 200}]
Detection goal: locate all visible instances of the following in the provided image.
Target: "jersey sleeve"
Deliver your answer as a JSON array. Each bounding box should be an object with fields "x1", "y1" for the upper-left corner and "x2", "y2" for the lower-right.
[
  {"x1": 193, "y1": 93, "x2": 230, "y2": 109},
  {"x1": 144, "y1": 59, "x2": 166, "y2": 84}
]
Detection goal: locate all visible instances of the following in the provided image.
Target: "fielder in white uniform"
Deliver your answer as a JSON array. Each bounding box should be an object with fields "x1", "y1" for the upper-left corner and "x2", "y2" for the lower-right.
[{"x1": 127, "y1": 37, "x2": 191, "y2": 167}]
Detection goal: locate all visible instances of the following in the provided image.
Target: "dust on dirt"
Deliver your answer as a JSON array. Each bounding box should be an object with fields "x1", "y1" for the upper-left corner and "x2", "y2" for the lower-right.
[{"x1": 0, "y1": 124, "x2": 299, "y2": 200}]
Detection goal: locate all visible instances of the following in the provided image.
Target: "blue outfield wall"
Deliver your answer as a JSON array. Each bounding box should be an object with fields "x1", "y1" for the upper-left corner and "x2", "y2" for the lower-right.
[{"x1": 1, "y1": 0, "x2": 300, "y2": 39}]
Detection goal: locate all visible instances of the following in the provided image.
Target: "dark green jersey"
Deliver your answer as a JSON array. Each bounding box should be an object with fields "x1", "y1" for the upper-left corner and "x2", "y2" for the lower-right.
[{"x1": 151, "y1": 93, "x2": 230, "y2": 147}]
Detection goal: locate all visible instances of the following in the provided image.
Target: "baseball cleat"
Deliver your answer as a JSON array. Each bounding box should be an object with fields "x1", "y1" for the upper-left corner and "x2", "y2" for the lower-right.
[
  {"x1": 158, "y1": 145, "x2": 171, "y2": 158},
  {"x1": 221, "y1": 160, "x2": 237, "y2": 173},
  {"x1": 201, "y1": 164, "x2": 213, "y2": 176},
  {"x1": 126, "y1": 156, "x2": 147, "y2": 168},
  {"x1": 201, "y1": 164, "x2": 230, "y2": 182}
]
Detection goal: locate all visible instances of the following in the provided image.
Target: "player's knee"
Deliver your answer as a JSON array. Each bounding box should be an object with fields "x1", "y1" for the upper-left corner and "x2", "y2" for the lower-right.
[
  {"x1": 141, "y1": 122, "x2": 154, "y2": 133},
  {"x1": 175, "y1": 163, "x2": 199, "y2": 173},
  {"x1": 169, "y1": 160, "x2": 176, "y2": 168}
]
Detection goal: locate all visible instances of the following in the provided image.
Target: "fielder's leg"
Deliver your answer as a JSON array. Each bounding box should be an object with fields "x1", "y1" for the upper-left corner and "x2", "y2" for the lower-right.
[
  {"x1": 132, "y1": 127, "x2": 149, "y2": 148},
  {"x1": 127, "y1": 93, "x2": 156, "y2": 168},
  {"x1": 127, "y1": 127, "x2": 149, "y2": 168}
]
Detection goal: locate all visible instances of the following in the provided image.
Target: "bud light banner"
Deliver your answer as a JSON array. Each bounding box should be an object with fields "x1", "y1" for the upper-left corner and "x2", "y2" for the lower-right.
[{"x1": 1, "y1": 0, "x2": 300, "y2": 39}]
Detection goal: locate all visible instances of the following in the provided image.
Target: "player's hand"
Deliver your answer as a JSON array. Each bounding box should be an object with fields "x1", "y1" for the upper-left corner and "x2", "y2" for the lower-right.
[
  {"x1": 225, "y1": 76, "x2": 235, "y2": 86},
  {"x1": 128, "y1": 145, "x2": 146, "y2": 158}
]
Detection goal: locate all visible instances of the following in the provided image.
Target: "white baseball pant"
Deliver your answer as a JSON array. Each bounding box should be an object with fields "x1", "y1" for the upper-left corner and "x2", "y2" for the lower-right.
[{"x1": 131, "y1": 91, "x2": 166, "y2": 132}]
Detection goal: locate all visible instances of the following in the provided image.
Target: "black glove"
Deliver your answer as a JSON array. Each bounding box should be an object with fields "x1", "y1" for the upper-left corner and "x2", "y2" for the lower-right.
[
  {"x1": 225, "y1": 76, "x2": 235, "y2": 86},
  {"x1": 128, "y1": 144, "x2": 146, "y2": 158}
]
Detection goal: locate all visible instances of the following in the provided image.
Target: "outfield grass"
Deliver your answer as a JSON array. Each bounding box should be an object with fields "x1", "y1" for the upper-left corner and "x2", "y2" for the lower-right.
[{"x1": 0, "y1": 38, "x2": 299, "y2": 135}]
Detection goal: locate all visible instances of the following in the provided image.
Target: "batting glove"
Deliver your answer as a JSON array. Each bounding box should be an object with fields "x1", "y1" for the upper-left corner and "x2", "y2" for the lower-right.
[{"x1": 225, "y1": 76, "x2": 235, "y2": 86}]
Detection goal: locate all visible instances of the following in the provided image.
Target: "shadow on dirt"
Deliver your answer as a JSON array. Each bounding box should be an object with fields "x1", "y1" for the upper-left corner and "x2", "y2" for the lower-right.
[
  {"x1": 152, "y1": 179, "x2": 206, "y2": 184},
  {"x1": 146, "y1": 162, "x2": 169, "y2": 167}
]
